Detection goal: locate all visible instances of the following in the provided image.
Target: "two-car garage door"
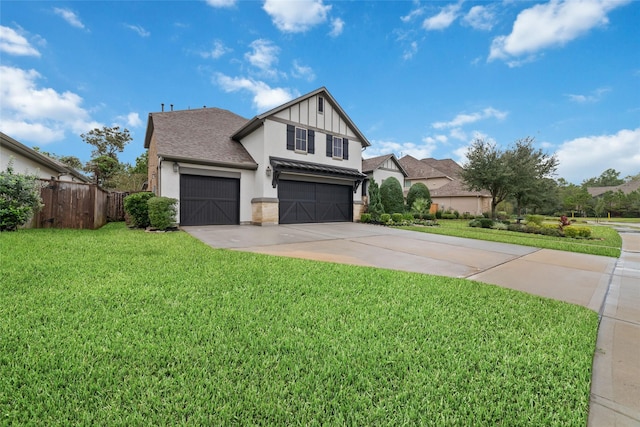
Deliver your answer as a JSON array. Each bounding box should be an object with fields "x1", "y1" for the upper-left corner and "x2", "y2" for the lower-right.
[
  {"x1": 179, "y1": 175, "x2": 352, "y2": 225},
  {"x1": 278, "y1": 180, "x2": 352, "y2": 224}
]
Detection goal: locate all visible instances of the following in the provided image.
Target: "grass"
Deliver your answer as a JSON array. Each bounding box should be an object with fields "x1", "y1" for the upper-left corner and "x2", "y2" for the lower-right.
[
  {"x1": 401, "y1": 220, "x2": 622, "y2": 257},
  {"x1": 1, "y1": 223, "x2": 598, "y2": 426}
]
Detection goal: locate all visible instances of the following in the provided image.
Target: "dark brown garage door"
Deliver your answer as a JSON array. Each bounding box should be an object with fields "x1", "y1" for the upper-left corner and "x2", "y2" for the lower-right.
[
  {"x1": 278, "y1": 180, "x2": 352, "y2": 224},
  {"x1": 180, "y1": 175, "x2": 239, "y2": 226}
]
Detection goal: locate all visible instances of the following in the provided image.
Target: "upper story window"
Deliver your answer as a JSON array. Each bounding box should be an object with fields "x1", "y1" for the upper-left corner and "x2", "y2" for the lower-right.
[
  {"x1": 325, "y1": 134, "x2": 349, "y2": 160},
  {"x1": 332, "y1": 136, "x2": 343, "y2": 159},
  {"x1": 295, "y1": 128, "x2": 307, "y2": 152},
  {"x1": 286, "y1": 124, "x2": 315, "y2": 154},
  {"x1": 318, "y1": 96, "x2": 324, "y2": 114}
]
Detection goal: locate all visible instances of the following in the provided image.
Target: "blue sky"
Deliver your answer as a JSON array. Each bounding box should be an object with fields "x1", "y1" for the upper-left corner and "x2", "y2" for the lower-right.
[{"x1": 1, "y1": 0, "x2": 638, "y2": 184}]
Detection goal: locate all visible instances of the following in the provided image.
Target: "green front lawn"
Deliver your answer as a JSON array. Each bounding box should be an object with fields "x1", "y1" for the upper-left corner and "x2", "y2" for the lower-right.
[
  {"x1": 1, "y1": 223, "x2": 598, "y2": 426},
  {"x1": 402, "y1": 220, "x2": 622, "y2": 257}
]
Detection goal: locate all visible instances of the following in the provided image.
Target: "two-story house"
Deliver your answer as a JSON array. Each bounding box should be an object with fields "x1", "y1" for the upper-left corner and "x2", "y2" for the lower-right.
[{"x1": 144, "y1": 87, "x2": 369, "y2": 226}]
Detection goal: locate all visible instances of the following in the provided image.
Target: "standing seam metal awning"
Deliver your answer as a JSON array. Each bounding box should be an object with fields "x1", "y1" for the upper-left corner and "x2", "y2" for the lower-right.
[{"x1": 269, "y1": 156, "x2": 366, "y2": 193}]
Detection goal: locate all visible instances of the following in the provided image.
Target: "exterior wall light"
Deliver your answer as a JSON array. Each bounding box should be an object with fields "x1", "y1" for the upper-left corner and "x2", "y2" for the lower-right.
[
  {"x1": 173, "y1": 162, "x2": 179, "y2": 173},
  {"x1": 266, "y1": 165, "x2": 272, "y2": 177}
]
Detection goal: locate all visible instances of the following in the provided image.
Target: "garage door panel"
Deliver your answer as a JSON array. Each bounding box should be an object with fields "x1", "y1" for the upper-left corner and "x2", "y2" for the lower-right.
[
  {"x1": 180, "y1": 175, "x2": 239, "y2": 226},
  {"x1": 279, "y1": 180, "x2": 351, "y2": 224}
]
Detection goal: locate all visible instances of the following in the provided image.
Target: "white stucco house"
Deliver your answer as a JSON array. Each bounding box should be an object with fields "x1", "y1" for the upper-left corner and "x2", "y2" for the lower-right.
[
  {"x1": 144, "y1": 87, "x2": 370, "y2": 226},
  {"x1": 1, "y1": 132, "x2": 90, "y2": 183},
  {"x1": 361, "y1": 153, "x2": 407, "y2": 201}
]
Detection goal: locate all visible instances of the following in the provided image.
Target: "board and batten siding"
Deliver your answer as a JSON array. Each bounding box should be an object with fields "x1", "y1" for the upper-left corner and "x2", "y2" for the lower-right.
[{"x1": 273, "y1": 95, "x2": 357, "y2": 139}]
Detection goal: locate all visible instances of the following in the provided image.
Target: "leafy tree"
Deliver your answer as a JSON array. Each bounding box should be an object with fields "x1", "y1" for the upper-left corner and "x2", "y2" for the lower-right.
[
  {"x1": 367, "y1": 179, "x2": 385, "y2": 221},
  {"x1": 460, "y1": 139, "x2": 512, "y2": 219},
  {"x1": 379, "y1": 177, "x2": 405, "y2": 214},
  {"x1": 507, "y1": 138, "x2": 558, "y2": 216},
  {"x1": 57, "y1": 155, "x2": 84, "y2": 170},
  {"x1": 582, "y1": 168, "x2": 624, "y2": 187},
  {"x1": 81, "y1": 126, "x2": 132, "y2": 186},
  {"x1": 81, "y1": 126, "x2": 132, "y2": 159},
  {"x1": 0, "y1": 162, "x2": 43, "y2": 231},
  {"x1": 558, "y1": 182, "x2": 591, "y2": 216},
  {"x1": 406, "y1": 182, "x2": 431, "y2": 212}
]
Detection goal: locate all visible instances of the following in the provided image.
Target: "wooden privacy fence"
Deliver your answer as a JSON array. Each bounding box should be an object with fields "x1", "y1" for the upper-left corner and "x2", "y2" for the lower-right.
[{"x1": 29, "y1": 179, "x2": 130, "y2": 229}]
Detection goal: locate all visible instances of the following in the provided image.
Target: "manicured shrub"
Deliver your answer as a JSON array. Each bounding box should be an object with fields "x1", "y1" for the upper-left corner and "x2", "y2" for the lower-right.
[
  {"x1": 497, "y1": 211, "x2": 508, "y2": 220},
  {"x1": 469, "y1": 219, "x2": 482, "y2": 228},
  {"x1": 411, "y1": 198, "x2": 431, "y2": 220},
  {"x1": 492, "y1": 222, "x2": 508, "y2": 230},
  {"x1": 461, "y1": 212, "x2": 472, "y2": 220},
  {"x1": 380, "y1": 213, "x2": 391, "y2": 223},
  {"x1": 0, "y1": 163, "x2": 43, "y2": 231},
  {"x1": 360, "y1": 213, "x2": 372, "y2": 223},
  {"x1": 424, "y1": 213, "x2": 435, "y2": 220},
  {"x1": 540, "y1": 223, "x2": 562, "y2": 237},
  {"x1": 367, "y1": 179, "x2": 385, "y2": 221},
  {"x1": 453, "y1": 210, "x2": 460, "y2": 219},
  {"x1": 564, "y1": 226, "x2": 592, "y2": 238},
  {"x1": 403, "y1": 212, "x2": 415, "y2": 222},
  {"x1": 441, "y1": 213, "x2": 457, "y2": 219},
  {"x1": 147, "y1": 196, "x2": 177, "y2": 230},
  {"x1": 435, "y1": 210, "x2": 443, "y2": 219},
  {"x1": 507, "y1": 224, "x2": 524, "y2": 232},
  {"x1": 479, "y1": 218, "x2": 494, "y2": 228},
  {"x1": 124, "y1": 191, "x2": 154, "y2": 228},
  {"x1": 406, "y1": 182, "x2": 431, "y2": 212},
  {"x1": 391, "y1": 213, "x2": 404, "y2": 223},
  {"x1": 524, "y1": 225, "x2": 541, "y2": 234},
  {"x1": 525, "y1": 214, "x2": 544, "y2": 226},
  {"x1": 379, "y1": 177, "x2": 405, "y2": 214}
]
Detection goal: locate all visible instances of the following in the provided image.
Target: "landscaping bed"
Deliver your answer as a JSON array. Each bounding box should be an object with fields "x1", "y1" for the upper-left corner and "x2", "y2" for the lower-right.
[{"x1": 1, "y1": 223, "x2": 598, "y2": 425}]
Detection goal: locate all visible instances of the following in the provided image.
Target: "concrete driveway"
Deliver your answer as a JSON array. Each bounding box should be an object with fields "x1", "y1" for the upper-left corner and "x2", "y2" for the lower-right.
[{"x1": 182, "y1": 222, "x2": 615, "y2": 311}]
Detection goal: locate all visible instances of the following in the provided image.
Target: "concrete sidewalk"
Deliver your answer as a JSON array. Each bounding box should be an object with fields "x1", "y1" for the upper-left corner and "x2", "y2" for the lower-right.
[
  {"x1": 183, "y1": 222, "x2": 635, "y2": 424},
  {"x1": 588, "y1": 230, "x2": 640, "y2": 426}
]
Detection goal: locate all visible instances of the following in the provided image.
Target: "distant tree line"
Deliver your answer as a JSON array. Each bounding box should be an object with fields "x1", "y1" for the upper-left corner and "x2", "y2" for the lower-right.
[{"x1": 34, "y1": 126, "x2": 147, "y2": 192}]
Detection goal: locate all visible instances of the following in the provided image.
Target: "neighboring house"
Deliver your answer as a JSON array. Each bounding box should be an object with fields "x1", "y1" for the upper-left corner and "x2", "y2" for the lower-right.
[
  {"x1": 361, "y1": 153, "x2": 407, "y2": 200},
  {"x1": 1, "y1": 132, "x2": 90, "y2": 183},
  {"x1": 144, "y1": 87, "x2": 370, "y2": 226},
  {"x1": 398, "y1": 155, "x2": 491, "y2": 215},
  {"x1": 587, "y1": 179, "x2": 640, "y2": 198}
]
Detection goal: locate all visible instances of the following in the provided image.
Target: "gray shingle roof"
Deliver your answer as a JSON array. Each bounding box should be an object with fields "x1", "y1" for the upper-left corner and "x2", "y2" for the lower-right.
[
  {"x1": 588, "y1": 179, "x2": 640, "y2": 197},
  {"x1": 398, "y1": 155, "x2": 448, "y2": 179},
  {"x1": 362, "y1": 153, "x2": 408, "y2": 176},
  {"x1": 145, "y1": 107, "x2": 257, "y2": 168}
]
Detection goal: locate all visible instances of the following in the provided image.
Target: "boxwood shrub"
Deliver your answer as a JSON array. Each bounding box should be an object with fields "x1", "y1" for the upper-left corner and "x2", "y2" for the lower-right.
[
  {"x1": 360, "y1": 213, "x2": 372, "y2": 223},
  {"x1": 380, "y1": 213, "x2": 391, "y2": 223},
  {"x1": 147, "y1": 196, "x2": 178, "y2": 230},
  {"x1": 123, "y1": 192, "x2": 155, "y2": 228},
  {"x1": 391, "y1": 213, "x2": 404, "y2": 223},
  {"x1": 564, "y1": 226, "x2": 592, "y2": 238}
]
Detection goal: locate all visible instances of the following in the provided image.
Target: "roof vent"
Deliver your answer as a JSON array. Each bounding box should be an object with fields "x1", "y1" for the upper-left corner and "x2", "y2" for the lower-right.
[{"x1": 161, "y1": 103, "x2": 164, "y2": 112}]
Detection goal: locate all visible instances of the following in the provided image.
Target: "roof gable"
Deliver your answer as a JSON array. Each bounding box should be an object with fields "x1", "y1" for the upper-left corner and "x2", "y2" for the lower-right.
[
  {"x1": 398, "y1": 155, "x2": 449, "y2": 179},
  {"x1": 232, "y1": 87, "x2": 370, "y2": 147},
  {"x1": 362, "y1": 153, "x2": 407, "y2": 176},
  {"x1": 144, "y1": 107, "x2": 257, "y2": 168}
]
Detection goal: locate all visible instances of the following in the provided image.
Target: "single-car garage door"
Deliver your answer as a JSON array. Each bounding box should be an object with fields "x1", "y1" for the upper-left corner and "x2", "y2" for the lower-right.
[
  {"x1": 180, "y1": 175, "x2": 239, "y2": 226},
  {"x1": 278, "y1": 180, "x2": 352, "y2": 224}
]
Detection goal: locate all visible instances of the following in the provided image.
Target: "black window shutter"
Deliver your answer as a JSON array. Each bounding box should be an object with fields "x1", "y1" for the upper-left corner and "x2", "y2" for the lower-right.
[
  {"x1": 326, "y1": 134, "x2": 332, "y2": 157},
  {"x1": 286, "y1": 125, "x2": 295, "y2": 151},
  {"x1": 308, "y1": 130, "x2": 315, "y2": 154},
  {"x1": 343, "y1": 138, "x2": 349, "y2": 160}
]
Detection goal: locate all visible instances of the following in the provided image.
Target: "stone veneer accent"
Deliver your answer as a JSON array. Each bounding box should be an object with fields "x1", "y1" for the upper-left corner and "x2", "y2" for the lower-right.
[
  {"x1": 353, "y1": 201, "x2": 364, "y2": 222},
  {"x1": 251, "y1": 198, "x2": 279, "y2": 225}
]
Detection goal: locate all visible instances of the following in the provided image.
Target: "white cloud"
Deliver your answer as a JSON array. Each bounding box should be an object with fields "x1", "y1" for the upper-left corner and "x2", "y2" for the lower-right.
[
  {"x1": 0, "y1": 26, "x2": 41, "y2": 57},
  {"x1": 116, "y1": 112, "x2": 142, "y2": 128},
  {"x1": 124, "y1": 24, "x2": 150, "y2": 37},
  {"x1": 556, "y1": 128, "x2": 640, "y2": 183},
  {"x1": 401, "y1": 4, "x2": 425, "y2": 23},
  {"x1": 215, "y1": 73, "x2": 298, "y2": 111},
  {"x1": 565, "y1": 87, "x2": 611, "y2": 103},
  {"x1": 422, "y1": 2, "x2": 462, "y2": 31},
  {"x1": 329, "y1": 17, "x2": 344, "y2": 37},
  {"x1": 489, "y1": 0, "x2": 629, "y2": 63},
  {"x1": 263, "y1": 0, "x2": 331, "y2": 33},
  {"x1": 449, "y1": 128, "x2": 468, "y2": 141},
  {"x1": 463, "y1": 5, "x2": 496, "y2": 31},
  {"x1": 53, "y1": 7, "x2": 86, "y2": 29},
  {"x1": 245, "y1": 39, "x2": 280, "y2": 76},
  {"x1": 0, "y1": 65, "x2": 100, "y2": 143},
  {"x1": 205, "y1": 0, "x2": 236, "y2": 7},
  {"x1": 199, "y1": 40, "x2": 231, "y2": 59},
  {"x1": 291, "y1": 60, "x2": 316, "y2": 81},
  {"x1": 432, "y1": 107, "x2": 508, "y2": 129},
  {"x1": 403, "y1": 41, "x2": 418, "y2": 60},
  {"x1": 365, "y1": 139, "x2": 437, "y2": 160}
]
